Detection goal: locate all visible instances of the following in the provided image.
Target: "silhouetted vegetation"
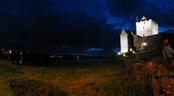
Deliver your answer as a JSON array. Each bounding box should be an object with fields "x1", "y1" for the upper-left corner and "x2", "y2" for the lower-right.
[{"x1": 139, "y1": 47, "x2": 162, "y2": 61}]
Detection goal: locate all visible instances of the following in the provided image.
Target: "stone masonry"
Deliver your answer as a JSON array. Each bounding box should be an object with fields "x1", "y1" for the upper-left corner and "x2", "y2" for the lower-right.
[{"x1": 129, "y1": 60, "x2": 174, "y2": 96}]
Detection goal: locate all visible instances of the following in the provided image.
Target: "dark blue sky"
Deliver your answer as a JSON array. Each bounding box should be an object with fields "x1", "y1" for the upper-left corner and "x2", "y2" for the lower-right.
[{"x1": 0, "y1": 0, "x2": 174, "y2": 56}]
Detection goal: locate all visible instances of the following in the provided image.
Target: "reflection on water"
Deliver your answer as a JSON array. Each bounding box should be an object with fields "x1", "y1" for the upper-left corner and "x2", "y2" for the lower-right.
[
  {"x1": 76, "y1": 56, "x2": 80, "y2": 62},
  {"x1": 1, "y1": 50, "x2": 105, "y2": 65},
  {"x1": 50, "y1": 58, "x2": 103, "y2": 64}
]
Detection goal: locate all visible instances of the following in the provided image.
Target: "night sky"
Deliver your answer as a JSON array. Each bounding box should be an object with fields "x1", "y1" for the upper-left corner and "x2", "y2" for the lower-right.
[{"x1": 1, "y1": 0, "x2": 174, "y2": 57}]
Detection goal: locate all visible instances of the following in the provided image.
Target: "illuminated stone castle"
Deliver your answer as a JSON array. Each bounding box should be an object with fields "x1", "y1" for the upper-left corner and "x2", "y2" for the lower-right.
[
  {"x1": 120, "y1": 16, "x2": 173, "y2": 53},
  {"x1": 136, "y1": 16, "x2": 158, "y2": 37},
  {"x1": 120, "y1": 29, "x2": 134, "y2": 53}
]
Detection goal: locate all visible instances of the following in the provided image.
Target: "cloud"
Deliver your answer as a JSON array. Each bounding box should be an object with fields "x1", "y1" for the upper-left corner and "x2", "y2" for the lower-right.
[
  {"x1": 0, "y1": 4, "x2": 120, "y2": 56},
  {"x1": 86, "y1": 48, "x2": 103, "y2": 52},
  {"x1": 1, "y1": 0, "x2": 174, "y2": 56}
]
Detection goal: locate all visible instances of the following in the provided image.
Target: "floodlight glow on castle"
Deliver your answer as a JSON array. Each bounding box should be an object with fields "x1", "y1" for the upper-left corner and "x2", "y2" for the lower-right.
[
  {"x1": 120, "y1": 16, "x2": 159, "y2": 53},
  {"x1": 142, "y1": 42, "x2": 147, "y2": 46},
  {"x1": 136, "y1": 16, "x2": 158, "y2": 37},
  {"x1": 120, "y1": 29, "x2": 129, "y2": 53}
]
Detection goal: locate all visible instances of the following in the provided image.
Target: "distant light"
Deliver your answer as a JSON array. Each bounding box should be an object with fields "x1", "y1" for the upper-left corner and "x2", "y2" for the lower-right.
[
  {"x1": 76, "y1": 56, "x2": 79, "y2": 61},
  {"x1": 123, "y1": 54, "x2": 125, "y2": 57},
  {"x1": 130, "y1": 48, "x2": 132, "y2": 52},
  {"x1": 20, "y1": 52, "x2": 23, "y2": 55},
  {"x1": 15, "y1": 50, "x2": 17, "y2": 52},
  {"x1": 142, "y1": 42, "x2": 147, "y2": 46},
  {"x1": 2, "y1": 49, "x2": 4, "y2": 51},
  {"x1": 118, "y1": 52, "x2": 121, "y2": 55},
  {"x1": 19, "y1": 60, "x2": 22, "y2": 64},
  {"x1": 28, "y1": 52, "x2": 29, "y2": 54},
  {"x1": 133, "y1": 51, "x2": 135, "y2": 54},
  {"x1": 9, "y1": 50, "x2": 12, "y2": 54},
  {"x1": 50, "y1": 55, "x2": 52, "y2": 57}
]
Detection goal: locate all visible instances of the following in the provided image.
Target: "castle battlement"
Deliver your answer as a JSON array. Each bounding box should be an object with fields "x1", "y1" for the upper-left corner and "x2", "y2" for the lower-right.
[{"x1": 136, "y1": 16, "x2": 158, "y2": 37}]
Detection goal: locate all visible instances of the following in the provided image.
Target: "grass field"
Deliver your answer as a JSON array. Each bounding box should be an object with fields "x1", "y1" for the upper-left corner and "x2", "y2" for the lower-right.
[{"x1": 0, "y1": 48, "x2": 163, "y2": 96}]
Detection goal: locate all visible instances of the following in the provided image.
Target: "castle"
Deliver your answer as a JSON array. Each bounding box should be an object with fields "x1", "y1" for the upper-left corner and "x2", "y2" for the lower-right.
[{"x1": 120, "y1": 16, "x2": 174, "y2": 53}]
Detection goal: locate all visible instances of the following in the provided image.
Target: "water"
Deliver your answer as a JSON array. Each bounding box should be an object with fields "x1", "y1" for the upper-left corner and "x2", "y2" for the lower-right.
[{"x1": 49, "y1": 58, "x2": 103, "y2": 64}]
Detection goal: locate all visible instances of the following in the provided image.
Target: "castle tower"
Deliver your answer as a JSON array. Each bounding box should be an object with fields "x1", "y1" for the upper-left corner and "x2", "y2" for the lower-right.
[
  {"x1": 120, "y1": 29, "x2": 134, "y2": 53},
  {"x1": 136, "y1": 16, "x2": 158, "y2": 37}
]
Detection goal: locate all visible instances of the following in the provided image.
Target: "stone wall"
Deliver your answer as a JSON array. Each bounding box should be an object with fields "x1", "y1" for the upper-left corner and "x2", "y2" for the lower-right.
[
  {"x1": 153, "y1": 65, "x2": 174, "y2": 96},
  {"x1": 128, "y1": 32, "x2": 134, "y2": 51},
  {"x1": 133, "y1": 33, "x2": 174, "y2": 51},
  {"x1": 133, "y1": 35, "x2": 144, "y2": 50},
  {"x1": 130, "y1": 61, "x2": 174, "y2": 96}
]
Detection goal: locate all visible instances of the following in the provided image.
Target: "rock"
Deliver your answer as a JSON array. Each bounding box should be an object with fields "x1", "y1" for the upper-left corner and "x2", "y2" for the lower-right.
[
  {"x1": 152, "y1": 74, "x2": 162, "y2": 96},
  {"x1": 126, "y1": 60, "x2": 174, "y2": 96},
  {"x1": 157, "y1": 65, "x2": 171, "y2": 76},
  {"x1": 161, "y1": 76, "x2": 174, "y2": 96},
  {"x1": 160, "y1": 93, "x2": 172, "y2": 96},
  {"x1": 143, "y1": 61, "x2": 158, "y2": 74}
]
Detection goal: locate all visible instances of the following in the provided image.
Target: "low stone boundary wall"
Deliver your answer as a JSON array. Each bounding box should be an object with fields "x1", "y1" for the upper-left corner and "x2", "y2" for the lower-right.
[
  {"x1": 128, "y1": 60, "x2": 174, "y2": 96},
  {"x1": 153, "y1": 65, "x2": 174, "y2": 96}
]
